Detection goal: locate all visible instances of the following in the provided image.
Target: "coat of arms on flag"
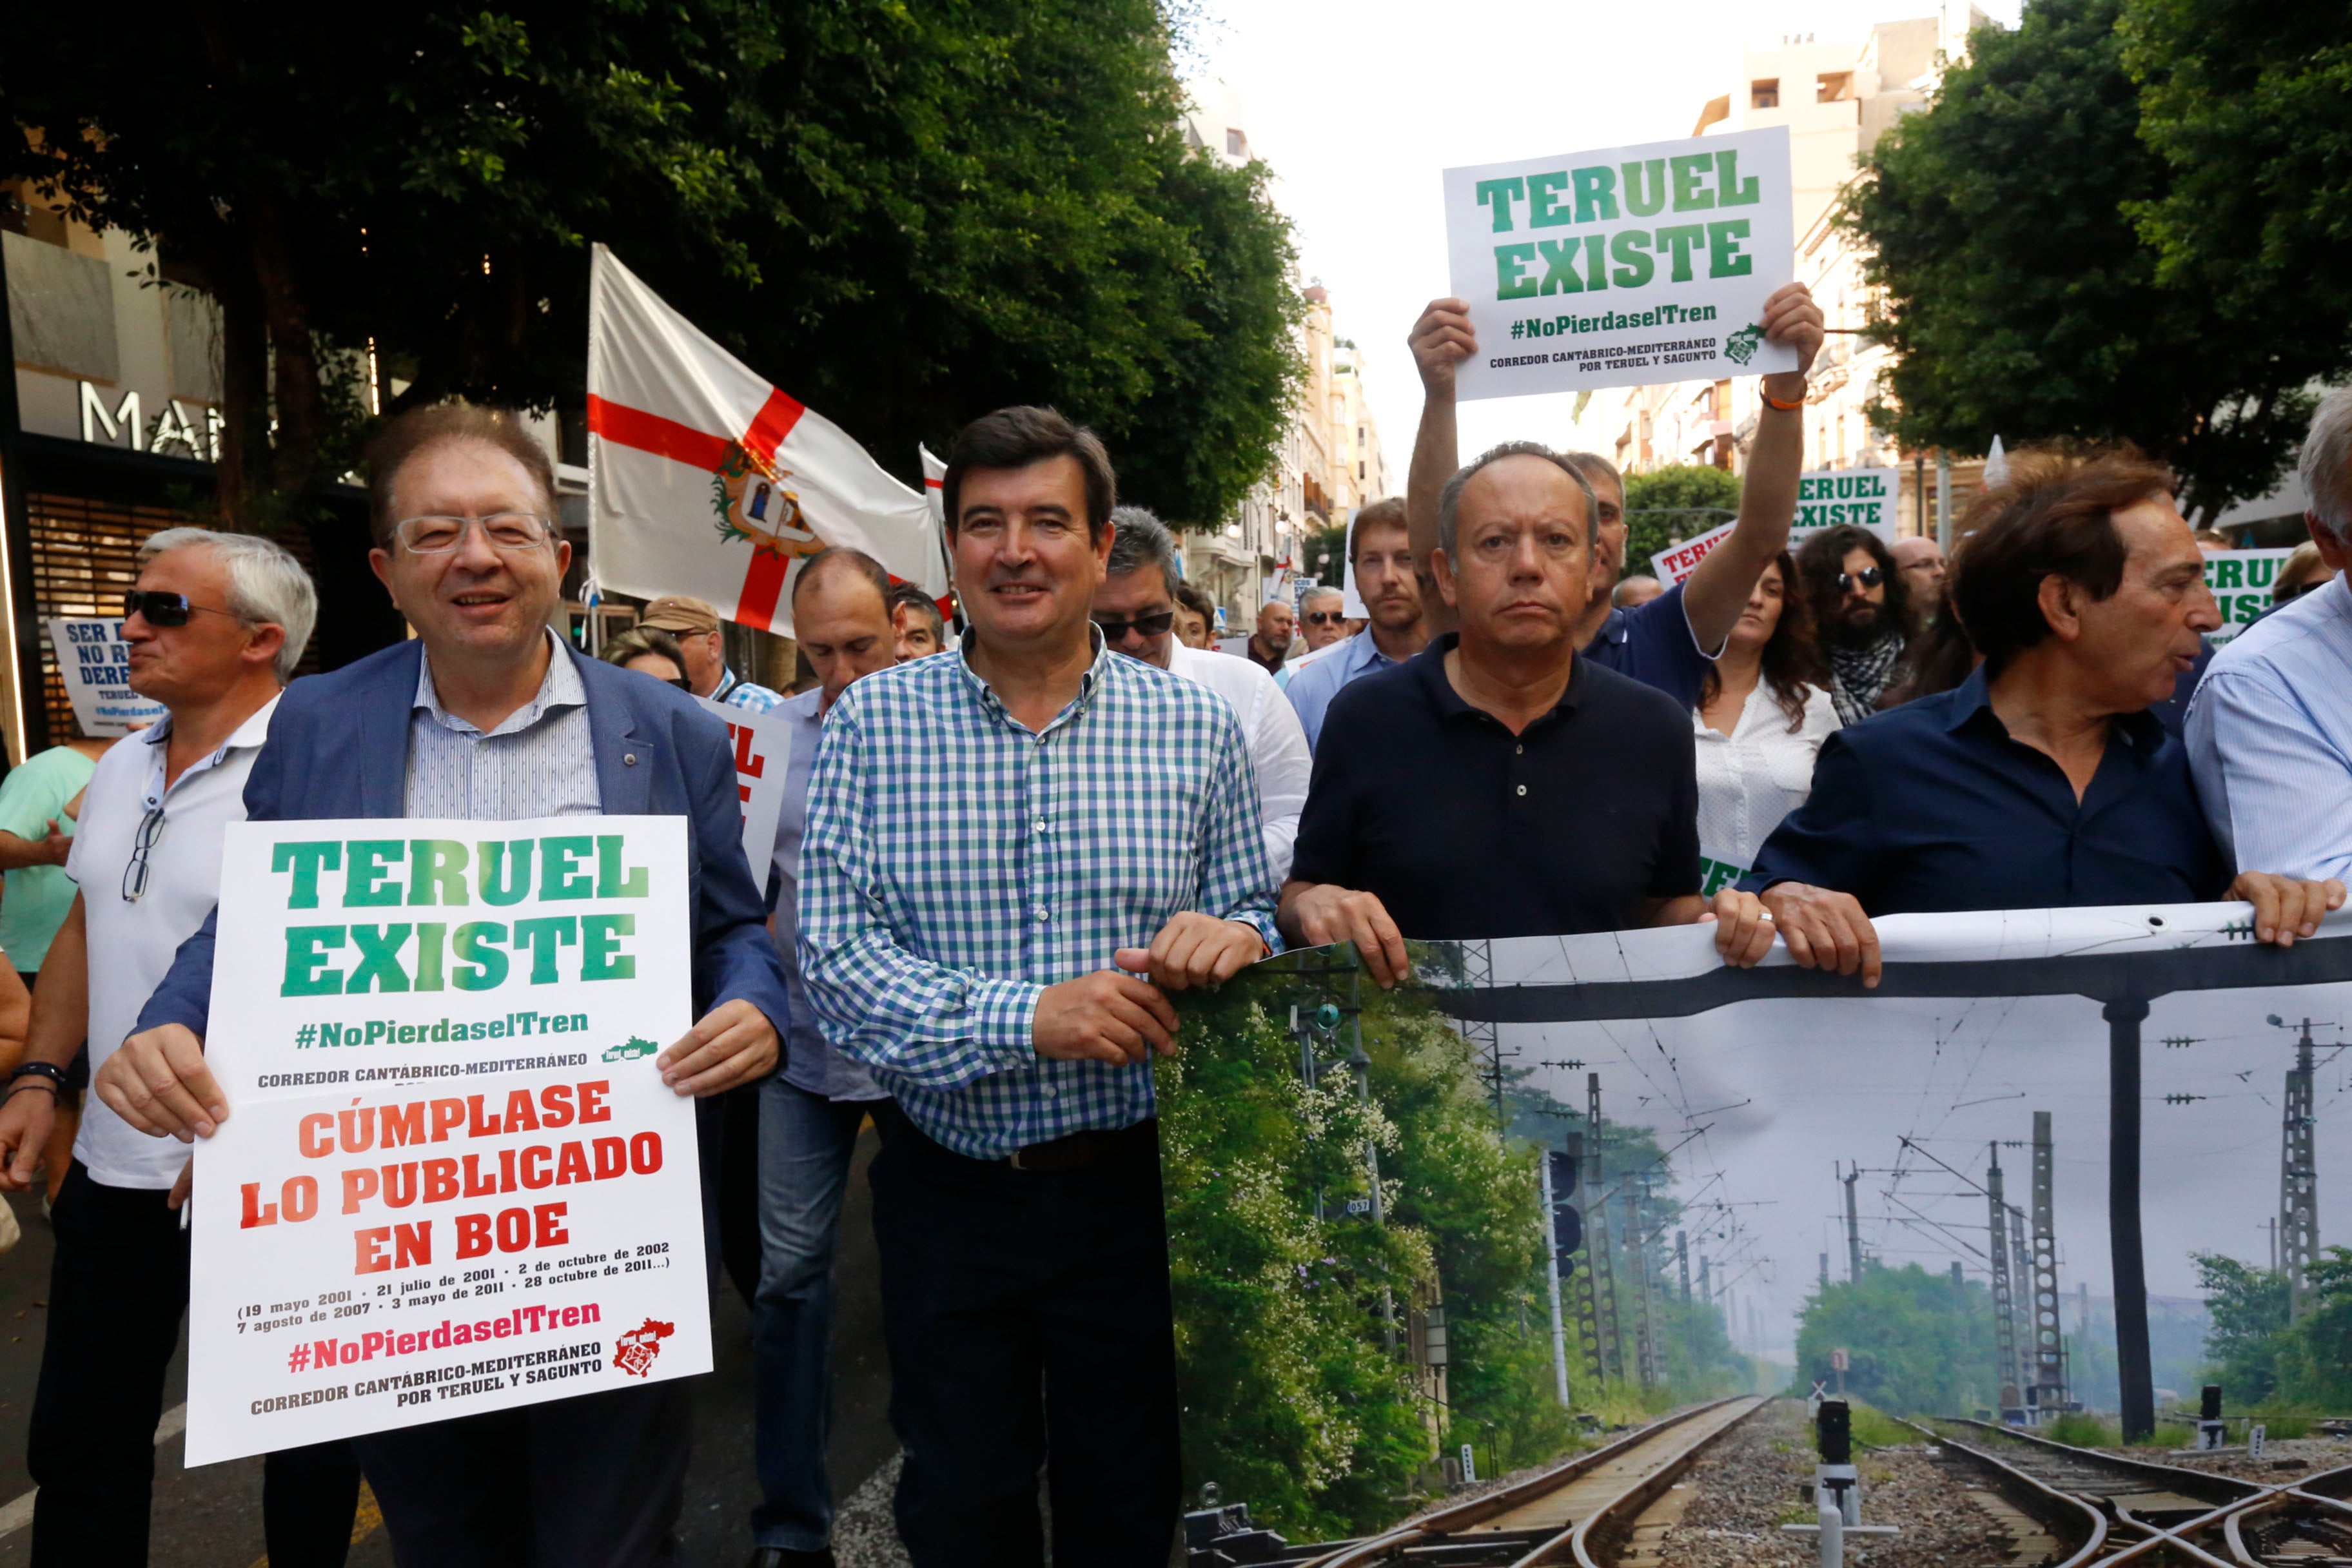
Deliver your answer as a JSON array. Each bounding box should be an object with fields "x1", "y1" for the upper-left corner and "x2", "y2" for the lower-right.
[{"x1": 585, "y1": 244, "x2": 949, "y2": 637}]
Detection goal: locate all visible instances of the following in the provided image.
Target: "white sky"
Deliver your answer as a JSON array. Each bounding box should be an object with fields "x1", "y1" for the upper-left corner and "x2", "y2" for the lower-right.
[{"x1": 1190, "y1": 0, "x2": 2023, "y2": 475}]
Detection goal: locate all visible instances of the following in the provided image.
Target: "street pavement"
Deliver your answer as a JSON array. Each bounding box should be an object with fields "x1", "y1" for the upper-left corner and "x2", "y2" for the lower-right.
[{"x1": 0, "y1": 1126, "x2": 900, "y2": 1567}]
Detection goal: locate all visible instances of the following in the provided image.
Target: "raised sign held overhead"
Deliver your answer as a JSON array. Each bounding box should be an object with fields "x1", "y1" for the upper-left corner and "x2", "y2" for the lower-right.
[{"x1": 1444, "y1": 128, "x2": 1798, "y2": 401}]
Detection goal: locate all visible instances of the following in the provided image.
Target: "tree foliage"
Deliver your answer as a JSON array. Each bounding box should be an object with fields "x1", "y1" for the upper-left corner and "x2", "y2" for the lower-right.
[
  {"x1": 2192, "y1": 1247, "x2": 2352, "y2": 1410},
  {"x1": 1792, "y1": 1264, "x2": 2000, "y2": 1415},
  {"x1": 1843, "y1": 0, "x2": 2332, "y2": 520},
  {"x1": 6, "y1": 0, "x2": 1298, "y2": 527},
  {"x1": 1622, "y1": 465, "x2": 1741, "y2": 578},
  {"x1": 2120, "y1": 0, "x2": 2352, "y2": 378}
]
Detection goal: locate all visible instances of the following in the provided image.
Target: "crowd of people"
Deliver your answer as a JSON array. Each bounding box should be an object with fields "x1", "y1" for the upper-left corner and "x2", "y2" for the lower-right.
[{"x1": 0, "y1": 277, "x2": 2337, "y2": 1567}]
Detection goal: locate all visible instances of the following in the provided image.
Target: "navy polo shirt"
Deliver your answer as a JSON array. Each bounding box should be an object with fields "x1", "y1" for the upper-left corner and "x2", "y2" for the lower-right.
[
  {"x1": 1582, "y1": 581, "x2": 1718, "y2": 709},
  {"x1": 1740, "y1": 664, "x2": 2227, "y2": 915},
  {"x1": 1291, "y1": 634, "x2": 1700, "y2": 939}
]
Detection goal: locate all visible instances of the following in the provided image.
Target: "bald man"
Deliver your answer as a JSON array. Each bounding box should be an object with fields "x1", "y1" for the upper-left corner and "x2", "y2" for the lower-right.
[{"x1": 1890, "y1": 535, "x2": 1946, "y2": 602}]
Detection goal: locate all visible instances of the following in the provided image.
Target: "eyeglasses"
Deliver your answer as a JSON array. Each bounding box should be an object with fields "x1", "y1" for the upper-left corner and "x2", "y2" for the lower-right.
[
  {"x1": 1837, "y1": 567, "x2": 1885, "y2": 594},
  {"x1": 124, "y1": 591, "x2": 243, "y2": 629},
  {"x1": 121, "y1": 805, "x2": 166, "y2": 901},
  {"x1": 1304, "y1": 611, "x2": 1346, "y2": 626},
  {"x1": 393, "y1": 513, "x2": 555, "y2": 554},
  {"x1": 1091, "y1": 610, "x2": 1177, "y2": 641}
]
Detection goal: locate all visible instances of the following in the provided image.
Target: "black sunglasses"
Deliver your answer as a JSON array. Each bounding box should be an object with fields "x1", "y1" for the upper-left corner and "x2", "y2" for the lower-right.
[
  {"x1": 1837, "y1": 567, "x2": 1885, "y2": 594},
  {"x1": 1092, "y1": 610, "x2": 1177, "y2": 641},
  {"x1": 125, "y1": 590, "x2": 243, "y2": 629},
  {"x1": 1304, "y1": 611, "x2": 1345, "y2": 625}
]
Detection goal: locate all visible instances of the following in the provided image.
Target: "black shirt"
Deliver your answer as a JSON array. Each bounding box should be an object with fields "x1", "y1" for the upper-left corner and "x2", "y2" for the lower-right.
[
  {"x1": 1291, "y1": 634, "x2": 1700, "y2": 939},
  {"x1": 1740, "y1": 664, "x2": 2226, "y2": 914}
]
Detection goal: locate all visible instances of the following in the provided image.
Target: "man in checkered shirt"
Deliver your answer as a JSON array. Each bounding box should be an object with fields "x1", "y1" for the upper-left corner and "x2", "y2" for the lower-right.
[{"x1": 798, "y1": 406, "x2": 1277, "y2": 1566}]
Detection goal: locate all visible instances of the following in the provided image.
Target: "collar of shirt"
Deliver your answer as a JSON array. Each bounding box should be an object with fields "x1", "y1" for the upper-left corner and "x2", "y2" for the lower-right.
[
  {"x1": 413, "y1": 627, "x2": 585, "y2": 740},
  {"x1": 137, "y1": 694, "x2": 281, "y2": 810},
  {"x1": 712, "y1": 666, "x2": 743, "y2": 703},
  {"x1": 1410, "y1": 632, "x2": 1587, "y2": 734},
  {"x1": 952, "y1": 622, "x2": 1112, "y2": 734},
  {"x1": 1942, "y1": 662, "x2": 2165, "y2": 760}
]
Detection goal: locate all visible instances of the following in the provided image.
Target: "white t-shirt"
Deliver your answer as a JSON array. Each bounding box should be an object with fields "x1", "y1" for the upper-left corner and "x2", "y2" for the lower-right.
[
  {"x1": 1693, "y1": 680, "x2": 1839, "y2": 892},
  {"x1": 64, "y1": 696, "x2": 279, "y2": 1190},
  {"x1": 1169, "y1": 643, "x2": 1311, "y2": 884}
]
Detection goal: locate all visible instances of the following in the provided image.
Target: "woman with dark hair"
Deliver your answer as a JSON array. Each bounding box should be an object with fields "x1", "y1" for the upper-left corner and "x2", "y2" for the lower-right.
[
  {"x1": 1692, "y1": 552, "x2": 1839, "y2": 890},
  {"x1": 1876, "y1": 587, "x2": 1980, "y2": 708}
]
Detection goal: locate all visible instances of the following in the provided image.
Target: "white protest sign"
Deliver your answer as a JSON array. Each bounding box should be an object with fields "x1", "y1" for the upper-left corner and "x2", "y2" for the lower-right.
[
  {"x1": 185, "y1": 816, "x2": 709, "y2": 1465},
  {"x1": 44, "y1": 618, "x2": 166, "y2": 736},
  {"x1": 1647, "y1": 467, "x2": 1901, "y2": 587},
  {"x1": 2203, "y1": 548, "x2": 2299, "y2": 643},
  {"x1": 1444, "y1": 126, "x2": 1797, "y2": 402},
  {"x1": 694, "y1": 696, "x2": 792, "y2": 886}
]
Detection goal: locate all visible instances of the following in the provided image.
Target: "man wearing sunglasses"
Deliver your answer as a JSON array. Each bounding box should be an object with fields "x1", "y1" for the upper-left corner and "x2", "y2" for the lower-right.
[
  {"x1": 1093, "y1": 505, "x2": 1311, "y2": 879},
  {"x1": 1795, "y1": 524, "x2": 1919, "y2": 724},
  {"x1": 1297, "y1": 586, "x2": 1349, "y2": 655},
  {"x1": 110, "y1": 405, "x2": 789, "y2": 1568},
  {"x1": 0, "y1": 529, "x2": 366, "y2": 1565}
]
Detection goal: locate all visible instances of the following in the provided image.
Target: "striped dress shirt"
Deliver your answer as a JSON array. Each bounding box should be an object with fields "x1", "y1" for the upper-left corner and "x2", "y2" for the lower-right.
[
  {"x1": 797, "y1": 637, "x2": 1279, "y2": 1159},
  {"x1": 2187, "y1": 571, "x2": 2352, "y2": 881},
  {"x1": 404, "y1": 630, "x2": 603, "y2": 820}
]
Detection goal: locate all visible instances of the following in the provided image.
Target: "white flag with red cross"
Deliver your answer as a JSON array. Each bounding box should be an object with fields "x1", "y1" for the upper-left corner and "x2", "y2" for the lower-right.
[{"x1": 585, "y1": 244, "x2": 948, "y2": 635}]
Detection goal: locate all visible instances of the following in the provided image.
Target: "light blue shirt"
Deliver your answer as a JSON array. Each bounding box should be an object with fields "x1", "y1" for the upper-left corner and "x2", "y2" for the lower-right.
[
  {"x1": 2186, "y1": 570, "x2": 2352, "y2": 881},
  {"x1": 769, "y1": 688, "x2": 883, "y2": 1102},
  {"x1": 404, "y1": 631, "x2": 602, "y2": 820},
  {"x1": 798, "y1": 634, "x2": 1279, "y2": 1159},
  {"x1": 714, "y1": 667, "x2": 788, "y2": 714},
  {"x1": 1284, "y1": 631, "x2": 1404, "y2": 752}
]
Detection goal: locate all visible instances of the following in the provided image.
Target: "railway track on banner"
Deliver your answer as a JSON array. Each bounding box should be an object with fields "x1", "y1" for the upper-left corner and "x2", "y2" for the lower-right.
[
  {"x1": 1912, "y1": 1416, "x2": 2352, "y2": 1566},
  {"x1": 1276, "y1": 1395, "x2": 1770, "y2": 1568}
]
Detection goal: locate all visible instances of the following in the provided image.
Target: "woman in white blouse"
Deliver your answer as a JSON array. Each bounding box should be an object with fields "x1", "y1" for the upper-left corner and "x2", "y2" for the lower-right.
[{"x1": 1694, "y1": 552, "x2": 1841, "y2": 893}]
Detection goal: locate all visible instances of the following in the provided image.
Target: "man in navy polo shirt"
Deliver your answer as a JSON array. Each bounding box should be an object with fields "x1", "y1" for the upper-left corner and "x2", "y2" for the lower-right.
[
  {"x1": 1281, "y1": 442, "x2": 1778, "y2": 982},
  {"x1": 1398, "y1": 284, "x2": 1821, "y2": 708}
]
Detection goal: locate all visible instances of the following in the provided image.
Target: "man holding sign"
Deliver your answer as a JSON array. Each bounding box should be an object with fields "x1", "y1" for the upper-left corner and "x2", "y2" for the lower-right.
[
  {"x1": 112, "y1": 406, "x2": 789, "y2": 1567},
  {"x1": 1405, "y1": 281, "x2": 1821, "y2": 708}
]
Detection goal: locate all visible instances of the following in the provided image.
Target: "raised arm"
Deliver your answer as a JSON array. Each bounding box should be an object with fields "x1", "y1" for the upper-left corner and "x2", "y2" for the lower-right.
[
  {"x1": 1405, "y1": 299, "x2": 1476, "y2": 639},
  {"x1": 1679, "y1": 282, "x2": 1825, "y2": 652}
]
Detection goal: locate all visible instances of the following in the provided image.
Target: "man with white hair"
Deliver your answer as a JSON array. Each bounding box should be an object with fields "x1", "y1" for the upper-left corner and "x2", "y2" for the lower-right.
[
  {"x1": 0, "y1": 529, "x2": 360, "y2": 1564},
  {"x1": 1296, "y1": 584, "x2": 1349, "y2": 654},
  {"x1": 2189, "y1": 389, "x2": 2352, "y2": 881}
]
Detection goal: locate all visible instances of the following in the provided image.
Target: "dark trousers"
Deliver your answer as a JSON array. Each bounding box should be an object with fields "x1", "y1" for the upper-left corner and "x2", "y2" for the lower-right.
[
  {"x1": 869, "y1": 1103, "x2": 1179, "y2": 1567},
  {"x1": 28, "y1": 1161, "x2": 360, "y2": 1568},
  {"x1": 353, "y1": 1380, "x2": 692, "y2": 1568}
]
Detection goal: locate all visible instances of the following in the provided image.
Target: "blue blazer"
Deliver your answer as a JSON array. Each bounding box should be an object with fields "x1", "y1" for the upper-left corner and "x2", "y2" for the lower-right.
[{"x1": 135, "y1": 639, "x2": 792, "y2": 1048}]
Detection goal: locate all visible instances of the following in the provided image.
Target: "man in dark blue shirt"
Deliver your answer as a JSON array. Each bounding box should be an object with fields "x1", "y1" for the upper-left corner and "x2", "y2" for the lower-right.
[
  {"x1": 1745, "y1": 448, "x2": 2340, "y2": 985},
  {"x1": 1400, "y1": 287, "x2": 1822, "y2": 709},
  {"x1": 1283, "y1": 442, "x2": 1778, "y2": 985}
]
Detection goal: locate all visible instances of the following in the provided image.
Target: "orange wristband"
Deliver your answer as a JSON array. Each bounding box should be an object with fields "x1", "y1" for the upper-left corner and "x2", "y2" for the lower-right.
[{"x1": 1761, "y1": 391, "x2": 1804, "y2": 412}]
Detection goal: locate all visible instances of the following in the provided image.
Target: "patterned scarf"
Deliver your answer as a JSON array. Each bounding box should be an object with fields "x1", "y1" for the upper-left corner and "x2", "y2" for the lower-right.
[{"x1": 1828, "y1": 629, "x2": 1907, "y2": 726}]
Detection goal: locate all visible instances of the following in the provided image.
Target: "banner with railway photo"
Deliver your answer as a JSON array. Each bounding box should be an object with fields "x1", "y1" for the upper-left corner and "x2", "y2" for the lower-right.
[
  {"x1": 1161, "y1": 905, "x2": 2352, "y2": 1553},
  {"x1": 182, "y1": 816, "x2": 712, "y2": 1465}
]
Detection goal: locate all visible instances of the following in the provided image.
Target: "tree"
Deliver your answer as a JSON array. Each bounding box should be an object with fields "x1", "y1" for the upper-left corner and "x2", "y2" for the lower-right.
[
  {"x1": 1844, "y1": 0, "x2": 2331, "y2": 520},
  {"x1": 2121, "y1": 0, "x2": 2352, "y2": 397},
  {"x1": 1792, "y1": 1264, "x2": 1999, "y2": 1415},
  {"x1": 6, "y1": 0, "x2": 1298, "y2": 529},
  {"x1": 2190, "y1": 1251, "x2": 2289, "y2": 1403},
  {"x1": 1622, "y1": 465, "x2": 1740, "y2": 580}
]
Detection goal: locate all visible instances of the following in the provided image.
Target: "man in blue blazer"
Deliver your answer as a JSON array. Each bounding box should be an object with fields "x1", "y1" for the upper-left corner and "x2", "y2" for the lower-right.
[{"x1": 102, "y1": 405, "x2": 790, "y2": 1568}]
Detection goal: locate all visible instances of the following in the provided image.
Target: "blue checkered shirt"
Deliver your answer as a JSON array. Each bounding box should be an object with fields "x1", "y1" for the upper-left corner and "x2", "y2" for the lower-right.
[
  {"x1": 714, "y1": 667, "x2": 788, "y2": 714},
  {"x1": 797, "y1": 635, "x2": 1280, "y2": 1158}
]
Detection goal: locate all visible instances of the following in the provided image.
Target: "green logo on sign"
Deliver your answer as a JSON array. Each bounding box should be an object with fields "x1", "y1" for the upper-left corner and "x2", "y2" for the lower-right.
[
  {"x1": 1723, "y1": 322, "x2": 1765, "y2": 366},
  {"x1": 603, "y1": 1035, "x2": 660, "y2": 1063}
]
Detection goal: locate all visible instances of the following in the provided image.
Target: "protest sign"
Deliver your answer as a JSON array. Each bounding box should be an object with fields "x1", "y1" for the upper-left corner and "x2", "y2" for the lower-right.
[
  {"x1": 184, "y1": 816, "x2": 709, "y2": 1465},
  {"x1": 1161, "y1": 906, "x2": 2352, "y2": 1550},
  {"x1": 1646, "y1": 467, "x2": 1899, "y2": 587},
  {"x1": 44, "y1": 618, "x2": 166, "y2": 736},
  {"x1": 694, "y1": 696, "x2": 791, "y2": 883},
  {"x1": 2203, "y1": 547, "x2": 2298, "y2": 642},
  {"x1": 1444, "y1": 127, "x2": 1796, "y2": 402}
]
